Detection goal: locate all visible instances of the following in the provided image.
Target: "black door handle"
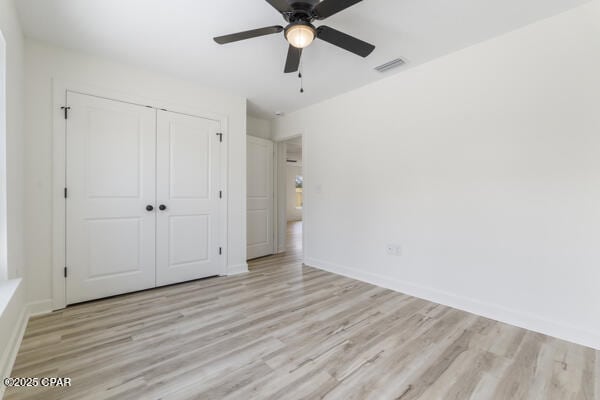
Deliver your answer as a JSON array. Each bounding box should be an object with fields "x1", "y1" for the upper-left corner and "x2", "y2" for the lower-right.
[
  {"x1": 159, "y1": 204, "x2": 167, "y2": 211},
  {"x1": 146, "y1": 205, "x2": 154, "y2": 212}
]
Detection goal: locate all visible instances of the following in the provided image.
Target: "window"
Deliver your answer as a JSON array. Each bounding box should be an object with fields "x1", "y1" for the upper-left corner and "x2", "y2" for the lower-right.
[
  {"x1": 0, "y1": 30, "x2": 6, "y2": 280},
  {"x1": 295, "y1": 175, "x2": 303, "y2": 209}
]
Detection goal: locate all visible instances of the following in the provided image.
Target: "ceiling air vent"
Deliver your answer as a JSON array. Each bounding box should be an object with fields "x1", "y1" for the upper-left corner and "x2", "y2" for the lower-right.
[{"x1": 374, "y1": 58, "x2": 406, "y2": 73}]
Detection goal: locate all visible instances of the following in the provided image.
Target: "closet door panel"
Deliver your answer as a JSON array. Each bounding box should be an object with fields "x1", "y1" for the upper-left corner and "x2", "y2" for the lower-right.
[
  {"x1": 65, "y1": 92, "x2": 157, "y2": 304},
  {"x1": 156, "y1": 110, "x2": 222, "y2": 286}
]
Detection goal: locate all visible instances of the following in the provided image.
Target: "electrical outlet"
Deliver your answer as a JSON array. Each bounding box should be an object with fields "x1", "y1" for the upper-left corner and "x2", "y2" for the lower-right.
[
  {"x1": 386, "y1": 244, "x2": 395, "y2": 255},
  {"x1": 386, "y1": 244, "x2": 402, "y2": 256},
  {"x1": 395, "y1": 245, "x2": 402, "y2": 256}
]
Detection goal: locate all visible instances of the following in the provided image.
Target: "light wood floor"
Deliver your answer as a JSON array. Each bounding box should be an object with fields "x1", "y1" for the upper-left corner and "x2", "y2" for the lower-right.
[{"x1": 6, "y1": 221, "x2": 599, "y2": 399}]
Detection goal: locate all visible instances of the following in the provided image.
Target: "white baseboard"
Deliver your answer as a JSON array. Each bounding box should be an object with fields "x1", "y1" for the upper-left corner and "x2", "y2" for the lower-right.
[
  {"x1": 596, "y1": 354, "x2": 600, "y2": 398},
  {"x1": 27, "y1": 299, "x2": 53, "y2": 317},
  {"x1": 0, "y1": 306, "x2": 28, "y2": 398},
  {"x1": 227, "y1": 263, "x2": 249, "y2": 275},
  {"x1": 0, "y1": 299, "x2": 53, "y2": 398},
  {"x1": 305, "y1": 257, "x2": 600, "y2": 350}
]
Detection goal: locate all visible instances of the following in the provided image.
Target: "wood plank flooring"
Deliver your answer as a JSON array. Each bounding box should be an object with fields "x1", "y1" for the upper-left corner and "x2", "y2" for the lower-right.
[{"x1": 6, "y1": 221, "x2": 598, "y2": 399}]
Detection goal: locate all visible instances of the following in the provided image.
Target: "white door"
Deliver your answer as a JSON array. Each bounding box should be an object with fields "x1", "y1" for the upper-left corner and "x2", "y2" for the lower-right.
[
  {"x1": 156, "y1": 110, "x2": 223, "y2": 286},
  {"x1": 66, "y1": 92, "x2": 157, "y2": 304},
  {"x1": 247, "y1": 136, "x2": 274, "y2": 259}
]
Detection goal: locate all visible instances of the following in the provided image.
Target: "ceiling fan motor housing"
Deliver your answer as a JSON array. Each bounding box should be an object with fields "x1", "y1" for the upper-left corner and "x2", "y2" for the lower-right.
[{"x1": 286, "y1": 1, "x2": 320, "y2": 22}]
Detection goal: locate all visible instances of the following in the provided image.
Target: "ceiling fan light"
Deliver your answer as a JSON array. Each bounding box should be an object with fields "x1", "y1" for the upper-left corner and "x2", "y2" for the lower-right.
[{"x1": 285, "y1": 24, "x2": 316, "y2": 49}]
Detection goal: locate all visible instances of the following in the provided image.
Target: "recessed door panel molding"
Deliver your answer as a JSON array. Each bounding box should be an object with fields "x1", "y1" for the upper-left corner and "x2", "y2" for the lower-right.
[
  {"x1": 86, "y1": 108, "x2": 142, "y2": 198},
  {"x1": 169, "y1": 120, "x2": 211, "y2": 199},
  {"x1": 168, "y1": 214, "x2": 210, "y2": 266},
  {"x1": 247, "y1": 210, "x2": 270, "y2": 247},
  {"x1": 86, "y1": 217, "x2": 142, "y2": 278},
  {"x1": 156, "y1": 110, "x2": 222, "y2": 286},
  {"x1": 247, "y1": 136, "x2": 274, "y2": 259},
  {"x1": 66, "y1": 92, "x2": 157, "y2": 304}
]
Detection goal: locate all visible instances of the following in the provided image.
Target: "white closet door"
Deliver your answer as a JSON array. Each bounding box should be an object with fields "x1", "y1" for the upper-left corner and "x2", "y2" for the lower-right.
[
  {"x1": 156, "y1": 110, "x2": 223, "y2": 286},
  {"x1": 66, "y1": 92, "x2": 157, "y2": 304},
  {"x1": 247, "y1": 136, "x2": 274, "y2": 259}
]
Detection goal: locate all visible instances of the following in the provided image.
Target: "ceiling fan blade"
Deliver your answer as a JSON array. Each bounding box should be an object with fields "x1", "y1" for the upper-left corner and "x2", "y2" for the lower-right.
[
  {"x1": 313, "y1": 0, "x2": 362, "y2": 19},
  {"x1": 265, "y1": 0, "x2": 293, "y2": 13},
  {"x1": 284, "y1": 45, "x2": 302, "y2": 73},
  {"x1": 316, "y1": 25, "x2": 375, "y2": 57},
  {"x1": 214, "y1": 25, "x2": 284, "y2": 44}
]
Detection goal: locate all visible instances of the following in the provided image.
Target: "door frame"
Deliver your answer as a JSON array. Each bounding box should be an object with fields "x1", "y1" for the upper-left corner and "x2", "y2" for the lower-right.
[
  {"x1": 273, "y1": 134, "x2": 306, "y2": 262},
  {"x1": 52, "y1": 80, "x2": 229, "y2": 310}
]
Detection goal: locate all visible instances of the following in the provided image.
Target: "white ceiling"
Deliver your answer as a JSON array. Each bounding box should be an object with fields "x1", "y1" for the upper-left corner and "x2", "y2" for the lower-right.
[{"x1": 16, "y1": 0, "x2": 589, "y2": 118}]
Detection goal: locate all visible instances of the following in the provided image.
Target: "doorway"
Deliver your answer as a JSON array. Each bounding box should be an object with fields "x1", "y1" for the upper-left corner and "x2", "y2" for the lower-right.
[
  {"x1": 283, "y1": 137, "x2": 303, "y2": 254},
  {"x1": 246, "y1": 134, "x2": 304, "y2": 263}
]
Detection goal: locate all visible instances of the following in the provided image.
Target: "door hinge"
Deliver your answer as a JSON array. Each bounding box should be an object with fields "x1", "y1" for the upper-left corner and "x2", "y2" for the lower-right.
[
  {"x1": 219, "y1": 190, "x2": 222, "y2": 199},
  {"x1": 60, "y1": 106, "x2": 71, "y2": 120},
  {"x1": 64, "y1": 266, "x2": 68, "y2": 278},
  {"x1": 216, "y1": 132, "x2": 223, "y2": 143},
  {"x1": 64, "y1": 187, "x2": 68, "y2": 198},
  {"x1": 219, "y1": 247, "x2": 222, "y2": 255}
]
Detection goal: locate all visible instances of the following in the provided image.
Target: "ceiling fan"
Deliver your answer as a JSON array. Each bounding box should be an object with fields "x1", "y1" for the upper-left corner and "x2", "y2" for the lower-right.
[{"x1": 213, "y1": 0, "x2": 375, "y2": 73}]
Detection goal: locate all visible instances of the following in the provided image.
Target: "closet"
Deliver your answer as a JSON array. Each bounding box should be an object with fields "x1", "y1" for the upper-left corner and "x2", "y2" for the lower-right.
[{"x1": 65, "y1": 92, "x2": 224, "y2": 304}]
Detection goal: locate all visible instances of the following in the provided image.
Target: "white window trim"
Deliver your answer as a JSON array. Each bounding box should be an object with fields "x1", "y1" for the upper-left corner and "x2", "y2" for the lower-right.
[{"x1": 0, "y1": 29, "x2": 8, "y2": 281}]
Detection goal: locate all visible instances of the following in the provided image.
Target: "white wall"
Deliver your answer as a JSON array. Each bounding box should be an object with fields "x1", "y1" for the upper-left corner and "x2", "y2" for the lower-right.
[
  {"x1": 0, "y1": 0, "x2": 25, "y2": 281},
  {"x1": 247, "y1": 116, "x2": 272, "y2": 140},
  {"x1": 273, "y1": 0, "x2": 600, "y2": 349},
  {"x1": 0, "y1": 0, "x2": 26, "y2": 384},
  {"x1": 286, "y1": 164, "x2": 303, "y2": 222},
  {"x1": 24, "y1": 39, "x2": 247, "y2": 308}
]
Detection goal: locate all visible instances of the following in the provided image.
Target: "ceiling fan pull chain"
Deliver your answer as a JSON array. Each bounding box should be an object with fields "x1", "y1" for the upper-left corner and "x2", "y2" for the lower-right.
[{"x1": 299, "y1": 66, "x2": 304, "y2": 93}]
